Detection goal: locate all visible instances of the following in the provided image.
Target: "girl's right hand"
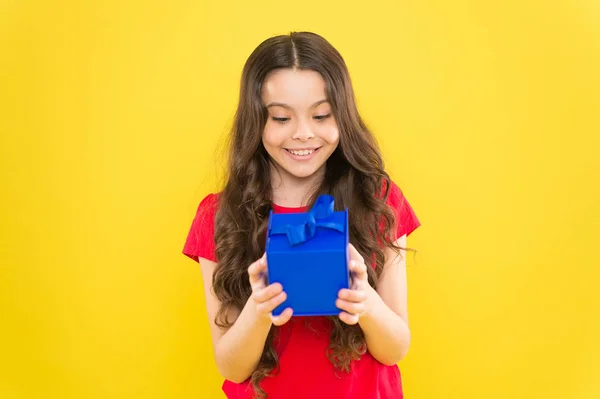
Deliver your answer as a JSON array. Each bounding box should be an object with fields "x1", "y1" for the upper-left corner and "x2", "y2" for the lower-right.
[{"x1": 248, "y1": 254, "x2": 294, "y2": 326}]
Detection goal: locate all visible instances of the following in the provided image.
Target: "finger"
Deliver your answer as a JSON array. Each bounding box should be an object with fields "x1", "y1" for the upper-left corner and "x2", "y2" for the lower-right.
[
  {"x1": 271, "y1": 308, "x2": 294, "y2": 326},
  {"x1": 336, "y1": 299, "x2": 365, "y2": 315},
  {"x1": 252, "y1": 283, "x2": 283, "y2": 303},
  {"x1": 349, "y1": 259, "x2": 368, "y2": 275},
  {"x1": 349, "y1": 260, "x2": 368, "y2": 282},
  {"x1": 256, "y1": 291, "x2": 287, "y2": 314},
  {"x1": 339, "y1": 311, "x2": 359, "y2": 325},
  {"x1": 248, "y1": 257, "x2": 267, "y2": 286},
  {"x1": 338, "y1": 288, "x2": 367, "y2": 302},
  {"x1": 248, "y1": 257, "x2": 266, "y2": 278},
  {"x1": 348, "y1": 244, "x2": 365, "y2": 264}
]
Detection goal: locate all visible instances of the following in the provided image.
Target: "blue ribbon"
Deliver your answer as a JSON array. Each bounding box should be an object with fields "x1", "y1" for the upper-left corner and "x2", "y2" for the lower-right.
[{"x1": 271, "y1": 195, "x2": 344, "y2": 246}]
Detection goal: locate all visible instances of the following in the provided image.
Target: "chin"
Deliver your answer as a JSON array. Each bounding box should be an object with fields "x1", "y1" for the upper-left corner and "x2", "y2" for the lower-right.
[
  {"x1": 287, "y1": 170, "x2": 318, "y2": 179},
  {"x1": 282, "y1": 165, "x2": 322, "y2": 180}
]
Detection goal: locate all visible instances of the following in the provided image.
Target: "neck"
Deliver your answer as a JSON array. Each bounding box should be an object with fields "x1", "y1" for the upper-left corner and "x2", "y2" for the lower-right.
[{"x1": 270, "y1": 164, "x2": 325, "y2": 208}]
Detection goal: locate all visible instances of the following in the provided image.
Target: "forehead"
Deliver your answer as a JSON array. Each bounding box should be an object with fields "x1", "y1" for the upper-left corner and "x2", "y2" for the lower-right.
[{"x1": 261, "y1": 69, "x2": 327, "y2": 107}]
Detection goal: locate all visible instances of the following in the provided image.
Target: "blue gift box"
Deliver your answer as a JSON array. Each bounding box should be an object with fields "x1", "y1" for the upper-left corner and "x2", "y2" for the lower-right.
[{"x1": 266, "y1": 195, "x2": 350, "y2": 317}]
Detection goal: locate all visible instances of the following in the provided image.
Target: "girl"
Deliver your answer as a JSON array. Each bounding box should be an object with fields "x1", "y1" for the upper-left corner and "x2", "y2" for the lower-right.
[{"x1": 183, "y1": 32, "x2": 420, "y2": 399}]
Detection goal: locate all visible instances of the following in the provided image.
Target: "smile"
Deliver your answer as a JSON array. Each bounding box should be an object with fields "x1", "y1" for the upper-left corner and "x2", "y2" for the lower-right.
[{"x1": 285, "y1": 148, "x2": 320, "y2": 156}]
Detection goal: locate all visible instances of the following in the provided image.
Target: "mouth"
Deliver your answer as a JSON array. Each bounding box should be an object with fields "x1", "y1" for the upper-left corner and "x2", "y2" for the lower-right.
[{"x1": 284, "y1": 147, "x2": 320, "y2": 156}]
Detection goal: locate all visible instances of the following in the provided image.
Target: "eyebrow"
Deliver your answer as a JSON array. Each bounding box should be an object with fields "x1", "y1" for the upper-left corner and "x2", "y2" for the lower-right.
[{"x1": 265, "y1": 99, "x2": 329, "y2": 109}]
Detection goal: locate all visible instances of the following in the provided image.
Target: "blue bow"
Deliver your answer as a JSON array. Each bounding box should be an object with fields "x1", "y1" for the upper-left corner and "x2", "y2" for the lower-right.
[{"x1": 271, "y1": 195, "x2": 345, "y2": 246}]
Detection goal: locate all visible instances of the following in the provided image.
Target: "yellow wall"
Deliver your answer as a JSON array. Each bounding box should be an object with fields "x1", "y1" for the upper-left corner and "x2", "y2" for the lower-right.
[{"x1": 2, "y1": 1, "x2": 599, "y2": 398}]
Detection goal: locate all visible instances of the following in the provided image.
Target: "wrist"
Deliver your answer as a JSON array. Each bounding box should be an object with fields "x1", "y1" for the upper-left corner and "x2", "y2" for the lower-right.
[{"x1": 360, "y1": 284, "x2": 380, "y2": 324}]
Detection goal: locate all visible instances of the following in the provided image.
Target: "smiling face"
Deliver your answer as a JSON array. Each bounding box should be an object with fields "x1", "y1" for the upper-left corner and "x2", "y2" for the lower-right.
[{"x1": 261, "y1": 68, "x2": 340, "y2": 184}]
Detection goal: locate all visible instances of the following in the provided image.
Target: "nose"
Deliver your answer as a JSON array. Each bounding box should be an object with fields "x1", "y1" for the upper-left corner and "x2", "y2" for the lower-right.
[{"x1": 292, "y1": 120, "x2": 315, "y2": 142}]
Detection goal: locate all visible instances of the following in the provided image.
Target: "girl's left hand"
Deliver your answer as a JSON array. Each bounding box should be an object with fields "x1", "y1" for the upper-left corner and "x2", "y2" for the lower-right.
[{"x1": 336, "y1": 243, "x2": 370, "y2": 325}]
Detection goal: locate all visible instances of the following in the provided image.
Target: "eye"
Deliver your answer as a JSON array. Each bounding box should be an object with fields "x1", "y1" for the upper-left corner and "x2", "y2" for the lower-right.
[
  {"x1": 272, "y1": 117, "x2": 290, "y2": 124},
  {"x1": 314, "y1": 114, "x2": 331, "y2": 121}
]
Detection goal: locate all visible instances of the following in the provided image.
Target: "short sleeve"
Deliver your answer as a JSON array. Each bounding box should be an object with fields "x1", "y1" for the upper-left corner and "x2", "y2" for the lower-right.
[
  {"x1": 182, "y1": 193, "x2": 219, "y2": 263},
  {"x1": 386, "y1": 180, "x2": 421, "y2": 239}
]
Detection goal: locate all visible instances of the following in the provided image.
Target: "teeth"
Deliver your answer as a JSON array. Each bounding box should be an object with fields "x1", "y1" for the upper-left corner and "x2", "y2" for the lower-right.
[{"x1": 289, "y1": 149, "x2": 314, "y2": 156}]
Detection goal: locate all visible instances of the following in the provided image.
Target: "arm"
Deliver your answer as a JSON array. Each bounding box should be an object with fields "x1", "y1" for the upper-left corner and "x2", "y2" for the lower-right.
[
  {"x1": 198, "y1": 256, "x2": 293, "y2": 383},
  {"x1": 360, "y1": 234, "x2": 411, "y2": 365},
  {"x1": 336, "y1": 237, "x2": 411, "y2": 365}
]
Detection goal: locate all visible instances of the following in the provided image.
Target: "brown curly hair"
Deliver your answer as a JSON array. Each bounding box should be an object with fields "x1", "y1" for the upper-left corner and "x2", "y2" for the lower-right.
[{"x1": 212, "y1": 31, "x2": 400, "y2": 398}]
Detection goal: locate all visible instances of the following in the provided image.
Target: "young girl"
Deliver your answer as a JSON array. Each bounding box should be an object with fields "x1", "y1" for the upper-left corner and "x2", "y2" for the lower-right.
[{"x1": 183, "y1": 32, "x2": 420, "y2": 399}]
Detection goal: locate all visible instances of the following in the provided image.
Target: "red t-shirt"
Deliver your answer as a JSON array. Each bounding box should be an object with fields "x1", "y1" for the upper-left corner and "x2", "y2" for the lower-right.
[{"x1": 183, "y1": 180, "x2": 420, "y2": 399}]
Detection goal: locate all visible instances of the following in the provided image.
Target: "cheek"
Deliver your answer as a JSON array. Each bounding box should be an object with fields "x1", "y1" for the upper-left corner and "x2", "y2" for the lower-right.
[
  {"x1": 262, "y1": 125, "x2": 282, "y2": 150},
  {"x1": 319, "y1": 122, "x2": 340, "y2": 145}
]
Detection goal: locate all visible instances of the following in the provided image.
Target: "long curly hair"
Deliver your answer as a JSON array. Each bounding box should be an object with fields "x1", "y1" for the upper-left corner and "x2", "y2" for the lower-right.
[{"x1": 212, "y1": 31, "x2": 401, "y2": 398}]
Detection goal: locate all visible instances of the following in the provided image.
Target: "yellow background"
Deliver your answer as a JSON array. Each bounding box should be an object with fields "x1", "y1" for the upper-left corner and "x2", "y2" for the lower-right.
[{"x1": 2, "y1": 0, "x2": 599, "y2": 398}]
